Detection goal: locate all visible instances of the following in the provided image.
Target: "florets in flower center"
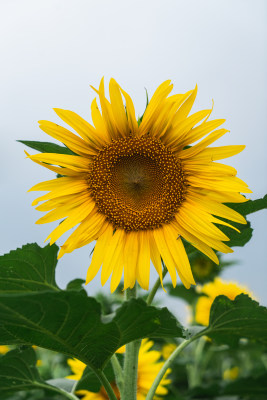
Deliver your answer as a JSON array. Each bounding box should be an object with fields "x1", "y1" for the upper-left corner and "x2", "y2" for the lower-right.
[{"x1": 89, "y1": 135, "x2": 187, "y2": 231}]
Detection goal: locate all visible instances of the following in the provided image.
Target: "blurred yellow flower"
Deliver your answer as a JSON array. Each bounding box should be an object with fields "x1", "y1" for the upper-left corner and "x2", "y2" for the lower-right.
[
  {"x1": 161, "y1": 343, "x2": 177, "y2": 360},
  {"x1": 195, "y1": 278, "x2": 252, "y2": 326},
  {"x1": 0, "y1": 345, "x2": 9, "y2": 355},
  {"x1": 67, "y1": 339, "x2": 171, "y2": 399},
  {"x1": 223, "y1": 366, "x2": 239, "y2": 381},
  {"x1": 27, "y1": 78, "x2": 250, "y2": 292}
]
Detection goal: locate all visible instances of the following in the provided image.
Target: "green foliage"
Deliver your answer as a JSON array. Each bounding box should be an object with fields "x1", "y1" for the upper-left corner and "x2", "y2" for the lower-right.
[
  {"x1": 0, "y1": 291, "x2": 184, "y2": 369},
  {"x1": 66, "y1": 278, "x2": 87, "y2": 295},
  {"x1": 202, "y1": 294, "x2": 267, "y2": 346},
  {"x1": 0, "y1": 243, "x2": 184, "y2": 371},
  {"x1": 0, "y1": 347, "x2": 65, "y2": 396},
  {"x1": 227, "y1": 194, "x2": 267, "y2": 216},
  {"x1": 66, "y1": 279, "x2": 85, "y2": 292},
  {"x1": 219, "y1": 220, "x2": 253, "y2": 247},
  {"x1": 216, "y1": 195, "x2": 267, "y2": 248},
  {"x1": 0, "y1": 243, "x2": 59, "y2": 292},
  {"x1": 189, "y1": 374, "x2": 267, "y2": 398},
  {"x1": 76, "y1": 360, "x2": 115, "y2": 392},
  {"x1": 18, "y1": 140, "x2": 74, "y2": 155}
]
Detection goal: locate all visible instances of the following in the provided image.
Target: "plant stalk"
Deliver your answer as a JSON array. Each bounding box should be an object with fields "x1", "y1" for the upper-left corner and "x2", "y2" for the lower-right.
[
  {"x1": 121, "y1": 286, "x2": 141, "y2": 400},
  {"x1": 145, "y1": 334, "x2": 202, "y2": 400},
  {"x1": 37, "y1": 383, "x2": 79, "y2": 400},
  {"x1": 111, "y1": 353, "x2": 124, "y2": 395},
  {"x1": 94, "y1": 368, "x2": 119, "y2": 400},
  {"x1": 146, "y1": 266, "x2": 168, "y2": 305}
]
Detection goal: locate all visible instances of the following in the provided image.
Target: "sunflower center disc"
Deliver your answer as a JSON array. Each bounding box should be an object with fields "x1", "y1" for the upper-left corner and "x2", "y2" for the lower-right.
[{"x1": 89, "y1": 135, "x2": 187, "y2": 231}]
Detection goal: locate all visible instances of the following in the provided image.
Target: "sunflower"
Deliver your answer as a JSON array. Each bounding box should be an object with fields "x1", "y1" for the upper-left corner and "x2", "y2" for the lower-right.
[
  {"x1": 161, "y1": 343, "x2": 177, "y2": 360},
  {"x1": 223, "y1": 366, "x2": 239, "y2": 381},
  {"x1": 66, "y1": 339, "x2": 171, "y2": 400},
  {"x1": 195, "y1": 277, "x2": 253, "y2": 326},
  {"x1": 0, "y1": 345, "x2": 9, "y2": 355},
  {"x1": 27, "y1": 78, "x2": 251, "y2": 291}
]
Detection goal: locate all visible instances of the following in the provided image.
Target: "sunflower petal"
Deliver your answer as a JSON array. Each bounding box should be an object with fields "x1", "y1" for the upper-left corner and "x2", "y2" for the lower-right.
[
  {"x1": 153, "y1": 229, "x2": 177, "y2": 287},
  {"x1": 86, "y1": 225, "x2": 114, "y2": 284},
  {"x1": 109, "y1": 78, "x2": 129, "y2": 137}
]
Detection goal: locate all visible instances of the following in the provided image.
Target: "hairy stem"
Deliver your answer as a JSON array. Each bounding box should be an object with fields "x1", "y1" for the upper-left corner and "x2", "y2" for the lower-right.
[
  {"x1": 111, "y1": 353, "x2": 124, "y2": 395},
  {"x1": 146, "y1": 266, "x2": 168, "y2": 305},
  {"x1": 37, "y1": 383, "x2": 79, "y2": 400},
  {"x1": 146, "y1": 334, "x2": 202, "y2": 400},
  {"x1": 121, "y1": 286, "x2": 141, "y2": 400},
  {"x1": 94, "y1": 368, "x2": 118, "y2": 400}
]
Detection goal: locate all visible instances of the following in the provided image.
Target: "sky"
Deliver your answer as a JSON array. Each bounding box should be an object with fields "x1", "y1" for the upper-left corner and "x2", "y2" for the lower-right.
[{"x1": 1, "y1": 0, "x2": 266, "y2": 323}]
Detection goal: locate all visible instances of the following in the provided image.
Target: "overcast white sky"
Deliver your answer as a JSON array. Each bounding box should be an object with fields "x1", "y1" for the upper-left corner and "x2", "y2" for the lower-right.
[{"x1": 1, "y1": 0, "x2": 266, "y2": 322}]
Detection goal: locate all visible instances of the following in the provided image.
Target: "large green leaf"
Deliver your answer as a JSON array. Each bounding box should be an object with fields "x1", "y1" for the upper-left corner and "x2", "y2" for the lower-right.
[
  {"x1": 0, "y1": 293, "x2": 184, "y2": 369},
  {"x1": 201, "y1": 294, "x2": 267, "y2": 346},
  {"x1": 0, "y1": 243, "x2": 59, "y2": 293},
  {"x1": 219, "y1": 220, "x2": 253, "y2": 247},
  {"x1": 216, "y1": 195, "x2": 267, "y2": 248},
  {"x1": 0, "y1": 347, "x2": 69, "y2": 397},
  {"x1": 227, "y1": 194, "x2": 267, "y2": 216},
  {"x1": 76, "y1": 360, "x2": 116, "y2": 392},
  {"x1": 18, "y1": 140, "x2": 74, "y2": 155}
]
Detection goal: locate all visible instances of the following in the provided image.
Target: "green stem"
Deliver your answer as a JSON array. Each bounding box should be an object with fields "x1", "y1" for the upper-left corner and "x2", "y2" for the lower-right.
[
  {"x1": 146, "y1": 266, "x2": 168, "y2": 305},
  {"x1": 121, "y1": 286, "x2": 141, "y2": 400},
  {"x1": 145, "y1": 334, "x2": 202, "y2": 400},
  {"x1": 94, "y1": 368, "x2": 118, "y2": 400},
  {"x1": 190, "y1": 336, "x2": 206, "y2": 387},
  {"x1": 111, "y1": 353, "x2": 124, "y2": 395},
  {"x1": 37, "y1": 383, "x2": 79, "y2": 400}
]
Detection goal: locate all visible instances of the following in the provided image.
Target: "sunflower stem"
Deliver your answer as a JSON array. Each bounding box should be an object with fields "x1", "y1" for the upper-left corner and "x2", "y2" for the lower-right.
[
  {"x1": 36, "y1": 383, "x2": 79, "y2": 400},
  {"x1": 145, "y1": 334, "x2": 202, "y2": 400},
  {"x1": 111, "y1": 354, "x2": 124, "y2": 395},
  {"x1": 93, "y1": 368, "x2": 118, "y2": 400},
  {"x1": 146, "y1": 266, "x2": 168, "y2": 305},
  {"x1": 121, "y1": 286, "x2": 141, "y2": 400}
]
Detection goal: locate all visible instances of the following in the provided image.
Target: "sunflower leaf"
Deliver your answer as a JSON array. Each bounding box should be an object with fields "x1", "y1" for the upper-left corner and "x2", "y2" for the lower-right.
[
  {"x1": 0, "y1": 347, "x2": 63, "y2": 396},
  {"x1": 0, "y1": 243, "x2": 60, "y2": 293},
  {"x1": 201, "y1": 294, "x2": 267, "y2": 346},
  {"x1": 0, "y1": 293, "x2": 184, "y2": 369},
  {"x1": 76, "y1": 361, "x2": 115, "y2": 392},
  {"x1": 226, "y1": 194, "x2": 267, "y2": 216},
  {"x1": 215, "y1": 195, "x2": 267, "y2": 248},
  {"x1": 18, "y1": 140, "x2": 75, "y2": 155},
  {"x1": 66, "y1": 278, "x2": 86, "y2": 294},
  {"x1": 218, "y1": 220, "x2": 253, "y2": 247}
]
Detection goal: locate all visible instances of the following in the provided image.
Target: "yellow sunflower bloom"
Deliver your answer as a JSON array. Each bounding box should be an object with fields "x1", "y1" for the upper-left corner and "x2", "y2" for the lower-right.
[
  {"x1": 223, "y1": 366, "x2": 239, "y2": 381},
  {"x1": 161, "y1": 343, "x2": 177, "y2": 360},
  {"x1": 195, "y1": 277, "x2": 253, "y2": 326},
  {"x1": 0, "y1": 345, "x2": 9, "y2": 355},
  {"x1": 27, "y1": 78, "x2": 251, "y2": 292},
  {"x1": 66, "y1": 339, "x2": 171, "y2": 399}
]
